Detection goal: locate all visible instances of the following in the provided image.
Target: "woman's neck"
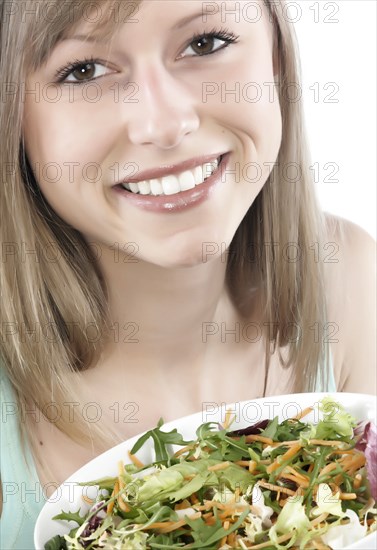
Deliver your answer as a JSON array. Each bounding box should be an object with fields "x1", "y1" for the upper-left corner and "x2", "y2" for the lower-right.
[{"x1": 95, "y1": 247, "x2": 239, "y2": 367}]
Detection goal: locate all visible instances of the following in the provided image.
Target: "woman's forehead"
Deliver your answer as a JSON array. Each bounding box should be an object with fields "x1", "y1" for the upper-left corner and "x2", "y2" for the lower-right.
[
  {"x1": 62, "y1": 0, "x2": 270, "y2": 38},
  {"x1": 27, "y1": 0, "x2": 272, "y2": 70}
]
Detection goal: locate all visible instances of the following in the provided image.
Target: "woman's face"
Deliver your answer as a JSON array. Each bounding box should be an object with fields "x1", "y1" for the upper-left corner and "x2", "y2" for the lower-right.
[{"x1": 23, "y1": 0, "x2": 282, "y2": 268}]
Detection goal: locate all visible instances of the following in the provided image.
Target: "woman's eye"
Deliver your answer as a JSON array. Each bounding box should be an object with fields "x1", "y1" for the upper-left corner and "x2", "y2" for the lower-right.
[
  {"x1": 56, "y1": 61, "x2": 112, "y2": 84},
  {"x1": 180, "y1": 31, "x2": 239, "y2": 58}
]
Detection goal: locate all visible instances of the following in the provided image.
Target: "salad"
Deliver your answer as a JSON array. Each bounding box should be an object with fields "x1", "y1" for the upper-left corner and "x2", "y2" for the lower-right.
[{"x1": 45, "y1": 397, "x2": 377, "y2": 549}]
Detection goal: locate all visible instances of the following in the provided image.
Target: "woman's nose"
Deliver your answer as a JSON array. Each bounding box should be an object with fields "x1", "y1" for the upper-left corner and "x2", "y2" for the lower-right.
[{"x1": 125, "y1": 63, "x2": 200, "y2": 149}]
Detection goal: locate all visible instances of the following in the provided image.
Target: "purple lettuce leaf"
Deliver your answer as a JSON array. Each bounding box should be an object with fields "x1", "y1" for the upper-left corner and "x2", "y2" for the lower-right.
[
  {"x1": 79, "y1": 501, "x2": 107, "y2": 547},
  {"x1": 226, "y1": 419, "x2": 269, "y2": 437},
  {"x1": 355, "y1": 421, "x2": 377, "y2": 499}
]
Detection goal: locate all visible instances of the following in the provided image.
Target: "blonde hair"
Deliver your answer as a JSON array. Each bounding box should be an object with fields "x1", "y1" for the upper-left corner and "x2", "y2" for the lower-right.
[{"x1": 0, "y1": 0, "x2": 328, "y2": 469}]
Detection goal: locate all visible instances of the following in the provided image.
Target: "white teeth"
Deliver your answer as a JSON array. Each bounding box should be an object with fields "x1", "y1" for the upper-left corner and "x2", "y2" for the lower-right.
[
  {"x1": 202, "y1": 162, "x2": 214, "y2": 180},
  {"x1": 122, "y1": 156, "x2": 221, "y2": 195},
  {"x1": 129, "y1": 182, "x2": 139, "y2": 194},
  {"x1": 178, "y1": 170, "x2": 196, "y2": 191},
  {"x1": 138, "y1": 181, "x2": 151, "y2": 195},
  {"x1": 150, "y1": 179, "x2": 163, "y2": 195},
  {"x1": 162, "y1": 175, "x2": 180, "y2": 195},
  {"x1": 193, "y1": 165, "x2": 204, "y2": 185}
]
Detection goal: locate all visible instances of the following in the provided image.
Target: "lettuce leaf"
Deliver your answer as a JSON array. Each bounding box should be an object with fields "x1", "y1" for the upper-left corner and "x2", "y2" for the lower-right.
[
  {"x1": 321, "y1": 509, "x2": 367, "y2": 549},
  {"x1": 301, "y1": 397, "x2": 357, "y2": 441},
  {"x1": 269, "y1": 496, "x2": 310, "y2": 548},
  {"x1": 355, "y1": 421, "x2": 377, "y2": 499},
  {"x1": 312, "y1": 483, "x2": 345, "y2": 518}
]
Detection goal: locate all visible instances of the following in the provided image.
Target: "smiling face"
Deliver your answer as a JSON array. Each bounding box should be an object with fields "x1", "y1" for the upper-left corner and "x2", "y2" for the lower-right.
[{"x1": 23, "y1": 0, "x2": 282, "y2": 268}]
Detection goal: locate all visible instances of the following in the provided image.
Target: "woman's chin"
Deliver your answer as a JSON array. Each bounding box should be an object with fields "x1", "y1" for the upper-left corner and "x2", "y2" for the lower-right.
[
  {"x1": 145, "y1": 251, "x2": 215, "y2": 269},
  {"x1": 140, "y1": 243, "x2": 225, "y2": 269}
]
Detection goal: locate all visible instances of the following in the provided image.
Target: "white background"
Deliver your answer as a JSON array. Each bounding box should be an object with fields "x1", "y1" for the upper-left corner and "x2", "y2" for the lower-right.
[{"x1": 291, "y1": 0, "x2": 376, "y2": 239}]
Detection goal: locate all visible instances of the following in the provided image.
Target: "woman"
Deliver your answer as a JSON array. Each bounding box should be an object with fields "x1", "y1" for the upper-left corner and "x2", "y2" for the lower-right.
[{"x1": 0, "y1": 0, "x2": 375, "y2": 547}]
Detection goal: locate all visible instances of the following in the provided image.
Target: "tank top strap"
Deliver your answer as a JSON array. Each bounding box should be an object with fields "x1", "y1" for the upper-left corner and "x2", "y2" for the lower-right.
[{"x1": 314, "y1": 340, "x2": 337, "y2": 392}]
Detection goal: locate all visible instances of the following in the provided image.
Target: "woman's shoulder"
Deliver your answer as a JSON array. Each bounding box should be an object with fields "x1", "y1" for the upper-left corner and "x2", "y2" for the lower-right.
[{"x1": 322, "y1": 213, "x2": 376, "y2": 393}]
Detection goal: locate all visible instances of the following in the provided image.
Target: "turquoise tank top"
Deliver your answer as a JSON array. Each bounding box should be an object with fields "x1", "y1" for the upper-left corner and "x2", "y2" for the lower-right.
[
  {"x1": 0, "y1": 369, "x2": 46, "y2": 550},
  {"x1": 1, "y1": 354, "x2": 337, "y2": 549}
]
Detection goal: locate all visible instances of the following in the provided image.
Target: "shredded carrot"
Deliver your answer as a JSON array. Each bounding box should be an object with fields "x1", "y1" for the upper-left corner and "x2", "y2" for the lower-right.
[
  {"x1": 173, "y1": 445, "x2": 193, "y2": 458},
  {"x1": 353, "y1": 473, "x2": 362, "y2": 490},
  {"x1": 190, "y1": 493, "x2": 199, "y2": 504},
  {"x1": 319, "y1": 462, "x2": 338, "y2": 477},
  {"x1": 284, "y1": 465, "x2": 309, "y2": 482},
  {"x1": 219, "y1": 505, "x2": 249, "y2": 520},
  {"x1": 82, "y1": 494, "x2": 94, "y2": 505},
  {"x1": 227, "y1": 531, "x2": 237, "y2": 546},
  {"x1": 223, "y1": 409, "x2": 235, "y2": 430},
  {"x1": 245, "y1": 434, "x2": 274, "y2": 445},
  {"x1": 329, "y1": 482, "x2": 341, "y2": 495},
  {"x1": 116, "y1": 464, "x2": 131, "y2": 512},
  {"x1": 117, "y1": 494, "x2": 130, "y2": 512},
  {"x1": 333, "y1": 472, "x2": 345, "y2": 486},
  {"x1": 219, "y1": 535, "x2": 227, "y2": 547},
  {"x1": 235, "y1": 460, "x2": 251, "y2": 467},
  {"x1": 267, "y1": 443, "x2": 302, "y2": 474},
  {"x1": 220, "y1": 520, "x2": 230, "y2": 548},
  {"x1": 128, "y1": 450, "x2": 144, "y2": 469},
  {"x1": 204, "y1": 514, "x2": 216, "y2": 526},
  {"x1": 344, "y1": 454, "x2": 366, "y2": 473},
  {"x1": 278, "y1": 473, "x2": 309, "y2": 488},
  {"x1": 175, "y1": 499, "x2": 191, "y2": 510},
  {"x1": 146, "y1": 512, "x2": 202, "y2": 533},
  {"x1": 195, "y1": 501, "x2": 226, "y2": 511},
  {"x1": 309, "y1": 439, "x2": 349, "y2": 447},
  {"x1": 161, "y1": 514, "x2": 201, "y2": 533},
  {"x1": 330, "y1": 449, "x2": 355, "y2": 455},
  {"x1": 249, "y1": 459, "x2": 257, "y2": 473},
  {"x1": 208, "y1": 461, "x2": 231, "y2": 471},
  {"x1": 340, "y1": 492, "x2": 358, "y2": 500},
  {"x1": 290, "y1": 406, "x2": 313, "y2": 421},
  {"x1": 310, "y1": 512, "x2": 328, "y2": 526},
  {"x1": 118, "y1": 460, "x2": 124, "y2": 476},
  {"x1": 270, "y1": 439, "x2": 301, "y2": 448},
  {"x1": 258, "y1": 480, "x2": 296, "y2": 496}
]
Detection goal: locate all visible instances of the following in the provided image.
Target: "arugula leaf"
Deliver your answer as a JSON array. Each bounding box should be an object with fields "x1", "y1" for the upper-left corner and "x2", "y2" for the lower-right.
[
  {"x1": 52, "y1": 508, "x2": 86, "y2": 526},
  {"x1": 131, "y1": 421, "x2": 193, "y2": 463},
  {"x1": 77, "y1": 476, "x2": 116, "y2": 490},
  {"x1": 261, "y1": 417, "x2": 279, "y2": 439},
  {"x1": 44, "y1": 535, "x2": 68, "y2": 550},
  {"x1": 185, "y1": 507, "x2": 250, "y2": 548}
]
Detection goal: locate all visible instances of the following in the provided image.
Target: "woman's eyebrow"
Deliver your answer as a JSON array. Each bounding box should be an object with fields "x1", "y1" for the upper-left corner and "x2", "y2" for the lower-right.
[
  {"x1": 174, "y1": 0, "x2": 237, "y2": 29},
  {"x1": 60, "y1": 4, "x2": 223, "y2": 44},
  {"x1": 173, "y1": 10, "x2": 213, "y2": 30},
  {"x1": 61, "y1": 34, "x2": 105, "y2": 43}
]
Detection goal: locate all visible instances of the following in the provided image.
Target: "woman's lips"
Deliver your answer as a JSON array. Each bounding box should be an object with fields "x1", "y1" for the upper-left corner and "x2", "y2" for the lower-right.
[{"x1": 112, "y1": 153, "x2": 230, "y2": 213}]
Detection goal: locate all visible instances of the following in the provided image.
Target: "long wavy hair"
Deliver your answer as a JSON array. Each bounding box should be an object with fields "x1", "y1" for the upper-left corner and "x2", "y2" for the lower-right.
[{"x1": 0, "y1": 0, "x2": 328, "y2": 468}]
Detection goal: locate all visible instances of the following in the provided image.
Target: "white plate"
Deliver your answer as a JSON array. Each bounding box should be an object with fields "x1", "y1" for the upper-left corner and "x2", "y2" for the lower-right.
[{"x1": 34, "y1": 392, "x2": 377, "y2": 549}]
